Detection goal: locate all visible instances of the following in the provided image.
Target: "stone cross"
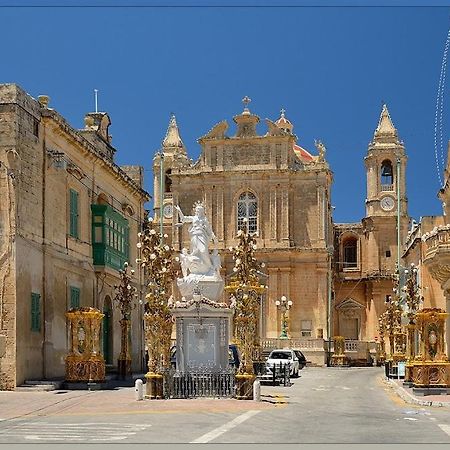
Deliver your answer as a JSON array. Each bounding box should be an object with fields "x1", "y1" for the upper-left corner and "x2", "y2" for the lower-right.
[{"x1": 242, "y1": 96, "x2": 251, "y2": 109}]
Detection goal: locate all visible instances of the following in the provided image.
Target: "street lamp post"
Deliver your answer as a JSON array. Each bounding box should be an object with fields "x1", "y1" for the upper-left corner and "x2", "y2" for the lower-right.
[{"x1": 276, "y1": 295, "x2": 293, "y2": 339}]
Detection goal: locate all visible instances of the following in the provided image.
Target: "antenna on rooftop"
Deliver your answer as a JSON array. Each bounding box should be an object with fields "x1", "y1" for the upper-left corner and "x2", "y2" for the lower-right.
[{"x1": 94, "y1": 89, "x2": 99, "y2": 113}]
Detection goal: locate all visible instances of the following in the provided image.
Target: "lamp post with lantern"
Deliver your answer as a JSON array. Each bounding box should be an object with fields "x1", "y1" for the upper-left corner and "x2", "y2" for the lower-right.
[{"x1": 276, "y1": 295, "x2": 292, "y2": 339}]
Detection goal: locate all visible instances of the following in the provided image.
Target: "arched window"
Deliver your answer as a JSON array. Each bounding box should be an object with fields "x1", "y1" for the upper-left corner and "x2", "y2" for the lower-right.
[
  {"x1": 165, "y1": 169, "x2": 172, "y2": 193},
  {"x1": 381, "y1": 160, "x2": 393, "y2": 189},
  {"x1": 237, "y1": 192, "x2": 258, "y2": 234},
  {"x1": 343, "y1": 237, "x2": 358, "y2": 269}
]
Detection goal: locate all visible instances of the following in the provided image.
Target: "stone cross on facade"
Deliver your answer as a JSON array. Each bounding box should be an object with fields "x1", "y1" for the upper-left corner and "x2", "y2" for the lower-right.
[{"x1": 242, "y1": 96, "x2": 251, "y2": 110}]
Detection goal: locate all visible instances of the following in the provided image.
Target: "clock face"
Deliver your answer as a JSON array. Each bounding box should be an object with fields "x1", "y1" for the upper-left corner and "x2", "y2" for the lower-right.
[
  {"x1": 163, "y1": 203, "x2": 173, "y2": 218},
  {"x1": 380, "y1": 196, "x2": 395, "y2": 211}
]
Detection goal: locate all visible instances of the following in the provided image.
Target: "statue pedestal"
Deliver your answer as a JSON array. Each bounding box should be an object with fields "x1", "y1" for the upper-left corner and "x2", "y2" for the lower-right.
[
  {"x1": 172, "y1": 299, "x2": 233, "y2": 373},
  {"x1": 177, "y1": 275, "x2": 225, "y2": 303}
]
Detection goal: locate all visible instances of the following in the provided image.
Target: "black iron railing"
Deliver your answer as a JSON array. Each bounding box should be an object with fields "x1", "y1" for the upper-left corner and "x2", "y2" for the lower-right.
[{"x1": 162, "y1": 368, "x2": 236, "y2": 399}]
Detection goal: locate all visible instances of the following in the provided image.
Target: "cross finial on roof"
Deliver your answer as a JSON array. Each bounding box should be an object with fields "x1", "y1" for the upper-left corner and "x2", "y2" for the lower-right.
[
  {"x1": 242, "y1": 96, "x2": 251, "y2": 110},
  {"x1": 280, "y1": 108, "x2": 286, "y2": 118}
]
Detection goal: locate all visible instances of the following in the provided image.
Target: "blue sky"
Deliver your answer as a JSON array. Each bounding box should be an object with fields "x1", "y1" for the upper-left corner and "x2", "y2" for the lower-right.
[{"x1": 1, "y1": 4, "x2": 450, "y2": 222}]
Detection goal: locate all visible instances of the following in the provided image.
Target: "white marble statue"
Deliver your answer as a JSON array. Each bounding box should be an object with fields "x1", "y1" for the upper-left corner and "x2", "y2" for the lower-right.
[{"x1": 174, "y1": 202, "x2": 223, "y2": 302}]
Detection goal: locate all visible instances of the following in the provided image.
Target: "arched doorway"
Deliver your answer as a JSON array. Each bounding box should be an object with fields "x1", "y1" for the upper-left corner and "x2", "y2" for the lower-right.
[{"x1": 103, "y1": 296, "x2": 113, "y2": 364}]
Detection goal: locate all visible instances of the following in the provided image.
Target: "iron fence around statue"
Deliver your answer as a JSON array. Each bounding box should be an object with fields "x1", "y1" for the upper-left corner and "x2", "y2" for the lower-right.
[{"x1": 161, "y1": 367, "x2": 236, "y2": 399}]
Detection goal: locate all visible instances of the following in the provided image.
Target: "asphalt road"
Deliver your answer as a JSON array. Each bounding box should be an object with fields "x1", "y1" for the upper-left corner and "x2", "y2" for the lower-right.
[{"x1": 1, "y1": 367, "x2": 450, "y2": 444}]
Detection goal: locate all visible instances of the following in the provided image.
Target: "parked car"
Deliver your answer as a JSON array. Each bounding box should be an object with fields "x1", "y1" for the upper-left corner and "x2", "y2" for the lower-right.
[
  {"x1": 266, "y1": 349, "x2": 300, "y2": 377},
  {"x1": 294, "y1": 350, "x2": 307, "y2": 369}
]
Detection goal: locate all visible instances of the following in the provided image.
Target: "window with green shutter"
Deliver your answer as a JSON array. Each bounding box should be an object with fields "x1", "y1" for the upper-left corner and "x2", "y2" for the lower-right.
[
  {"x1": 31, "y1": 293, "x2": 41, "y2": 332},
  {"x1": 69, "y1": 189, "x2": 79, "y2": 238},
  {"x1": 70, "y1": 286, "x2": 80, "y2": 309}
]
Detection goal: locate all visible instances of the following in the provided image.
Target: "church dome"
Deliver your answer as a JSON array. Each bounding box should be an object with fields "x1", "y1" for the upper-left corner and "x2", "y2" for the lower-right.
[{"x1": 275, "y1": 109, "x2": 293, "y2": 133}]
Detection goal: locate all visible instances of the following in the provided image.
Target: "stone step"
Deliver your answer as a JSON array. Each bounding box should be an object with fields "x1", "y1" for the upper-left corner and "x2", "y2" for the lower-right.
[
  {"x1": 16, "y1": 384, "x2": 58, "y2": 392},
  {"x1": 16, "y1": 380, "x2": 64, "y2": 391}
]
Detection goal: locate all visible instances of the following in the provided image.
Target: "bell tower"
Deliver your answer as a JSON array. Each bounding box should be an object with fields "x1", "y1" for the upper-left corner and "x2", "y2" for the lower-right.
[
  {"x1": 363, "y1": 104, "x2": 409, "y2": 276},
  {"x1": 153, "y1": 113, "x2": 189, "y2": 223},
  {"x1": 365, "y1": 104, "x2": 408, "y2": 219}
]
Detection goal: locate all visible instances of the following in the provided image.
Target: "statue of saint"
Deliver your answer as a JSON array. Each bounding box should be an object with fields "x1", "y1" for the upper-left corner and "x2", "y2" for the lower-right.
[
  {"x1": 314, "y1": 139, "x2": 326, "y2": 162},
  {"x1": 174, "y1": 203, "x2": 219, "y2": 277}
]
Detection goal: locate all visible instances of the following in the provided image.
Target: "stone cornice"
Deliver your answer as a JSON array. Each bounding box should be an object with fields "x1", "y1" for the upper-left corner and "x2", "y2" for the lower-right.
[{"x1": 41, "y1": 110, "x2": 150, "y2": 201}]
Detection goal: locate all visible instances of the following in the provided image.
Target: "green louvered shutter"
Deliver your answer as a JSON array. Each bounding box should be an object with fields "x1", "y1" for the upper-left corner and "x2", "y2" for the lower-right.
[
  {"x1": 70, "y1": 287, "x2": 80, "y2": 309},
  {"x1": 31, "y1": 293, "x2": 41, "y2": 332},
  {"x1": 69, "y1": 189, "x2": 79, "y2": 238}
]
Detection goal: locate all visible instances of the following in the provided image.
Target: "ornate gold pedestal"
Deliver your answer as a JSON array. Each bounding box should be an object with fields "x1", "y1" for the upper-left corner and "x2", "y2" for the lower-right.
[
  {"x1": 65, "y1": 308, "x2": 105, "y2": 383},
  {"x1": 411, "y1": 309, "x2": 450, "y2": 392},
  {"x1": 145, "y1": 372, "x2": 164, "y2": 399},
  {"x1": 235, "y1": 373, "x2": 256, "y2": 400},
  {"x1": 331, "y1": 336, "x2": 348, "y2": 366}
]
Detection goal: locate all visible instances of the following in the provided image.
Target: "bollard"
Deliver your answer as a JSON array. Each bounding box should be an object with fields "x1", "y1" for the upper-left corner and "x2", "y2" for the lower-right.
[
  {"x1": 253, "y1": 379, "x2": 261, "y2": 402},
  {"x1": 135, "y1": 378, "x2": 144, "y2": 401}
]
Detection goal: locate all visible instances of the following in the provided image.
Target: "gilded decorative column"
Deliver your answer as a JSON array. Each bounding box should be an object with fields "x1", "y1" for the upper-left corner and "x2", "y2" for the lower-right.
[
  {"x1": 225, "y1": 219, "x2": 266, "y2": 400},
  {"x1": 403, "y1": 263, "x2": 422, "y2": 383},
  {"x1": 137, "y1": 217, "x2": 178, "y2": 399},
  {"x1": 113, "y1": 262, "x2": 137, "y2": 379}
]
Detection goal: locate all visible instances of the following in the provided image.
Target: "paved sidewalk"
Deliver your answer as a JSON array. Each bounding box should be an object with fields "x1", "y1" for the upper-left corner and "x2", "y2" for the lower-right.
[
  {"x1": 0, "y1": 386, "x2": 274, "y2": 421},
  {"x1": 386, "y1": 377, "x2": 450, "y2": 407}
]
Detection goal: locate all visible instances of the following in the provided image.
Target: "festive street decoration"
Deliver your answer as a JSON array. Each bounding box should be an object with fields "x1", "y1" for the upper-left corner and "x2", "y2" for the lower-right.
[
  {"x1": 137, "y1": 216, "x2": 178, "y2": 398},
  {"x1": 65, "y1": 307, "x2": 105, "y2": 383},
  {"x1": 225, "y1": 218, "x2": 266, "y2": 399},
  {"x1": 113, "y1": 262, "x2": 137, "y2": 379}
]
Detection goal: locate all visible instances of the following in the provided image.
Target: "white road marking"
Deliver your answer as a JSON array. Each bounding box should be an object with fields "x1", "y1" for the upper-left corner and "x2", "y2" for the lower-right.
[
  {"x1": 438, "y1": 424, "x2": 450, "y2": 436},
  {"x1": 190, "y1": 410, "x2": 261, "y2": 443},
  {"x1": 403, "y1": 418, "x2": 418, "y2": 421},
  {"x1": 0, "y1": 422, "x2": 152, "y2": 442}
]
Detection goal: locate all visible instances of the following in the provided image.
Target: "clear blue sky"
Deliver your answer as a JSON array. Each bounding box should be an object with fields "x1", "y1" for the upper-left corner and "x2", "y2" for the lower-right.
[{"x1": 2, "y1": 4, "x2": 450, "y2": 223}]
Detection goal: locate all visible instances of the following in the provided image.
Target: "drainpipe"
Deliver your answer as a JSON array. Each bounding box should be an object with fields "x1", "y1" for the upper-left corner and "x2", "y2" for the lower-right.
[{"x1": 41, "y1": 118, "x2": 47, "y2": 380}]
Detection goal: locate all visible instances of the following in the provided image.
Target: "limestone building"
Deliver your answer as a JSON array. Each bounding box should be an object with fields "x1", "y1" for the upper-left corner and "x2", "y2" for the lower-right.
[
  {"x1": 332, "y1": 105, "x2": 409, "y2": 342},
  {"x1": 155, "y1": 101, "x2": 333, "y2": 350},
  {"x1": 153, "y1": 101, "x2": 414, "y2": 363},
  {"x1": 0, "y1": 84, "x2": 149, "y2": 389}
]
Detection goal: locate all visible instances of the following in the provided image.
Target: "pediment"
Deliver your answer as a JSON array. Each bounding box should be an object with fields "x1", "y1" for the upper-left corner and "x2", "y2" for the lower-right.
[{"x1": 336, "y1": 298, "x2": 364, "y2": 310}]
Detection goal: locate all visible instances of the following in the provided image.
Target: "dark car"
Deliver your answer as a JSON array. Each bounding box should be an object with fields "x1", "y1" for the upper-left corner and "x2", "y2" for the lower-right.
[{"x1": 294, "y1": 350, "x2": 307, "y2": 369}]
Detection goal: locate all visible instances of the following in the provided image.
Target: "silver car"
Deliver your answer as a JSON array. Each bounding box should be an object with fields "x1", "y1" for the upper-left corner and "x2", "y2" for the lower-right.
[{"x1": 266, "y1": 349, "x2": 300, "y2": 378}]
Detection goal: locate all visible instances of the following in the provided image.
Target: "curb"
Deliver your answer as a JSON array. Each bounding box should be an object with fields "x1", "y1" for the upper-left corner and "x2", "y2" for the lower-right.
[{"x1": 385, "y1": 377, "x2": 450, "y2": 408}]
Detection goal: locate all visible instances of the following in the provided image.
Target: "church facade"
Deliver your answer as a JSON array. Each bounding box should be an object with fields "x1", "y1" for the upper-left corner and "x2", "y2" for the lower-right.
[{"x1": 153, "y1": 100, "x2": 413, "y2": 363}]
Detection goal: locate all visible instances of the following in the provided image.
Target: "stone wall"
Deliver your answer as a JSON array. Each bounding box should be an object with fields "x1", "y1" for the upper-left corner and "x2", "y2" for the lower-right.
[{"x1": 0, "y1": 84, "x2": 149, "y2": 388}]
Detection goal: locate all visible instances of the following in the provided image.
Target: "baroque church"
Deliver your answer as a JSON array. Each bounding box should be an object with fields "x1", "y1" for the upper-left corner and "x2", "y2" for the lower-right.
[{"x1": 153, "y1": 99, "x2": 410, "y2": 362}]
